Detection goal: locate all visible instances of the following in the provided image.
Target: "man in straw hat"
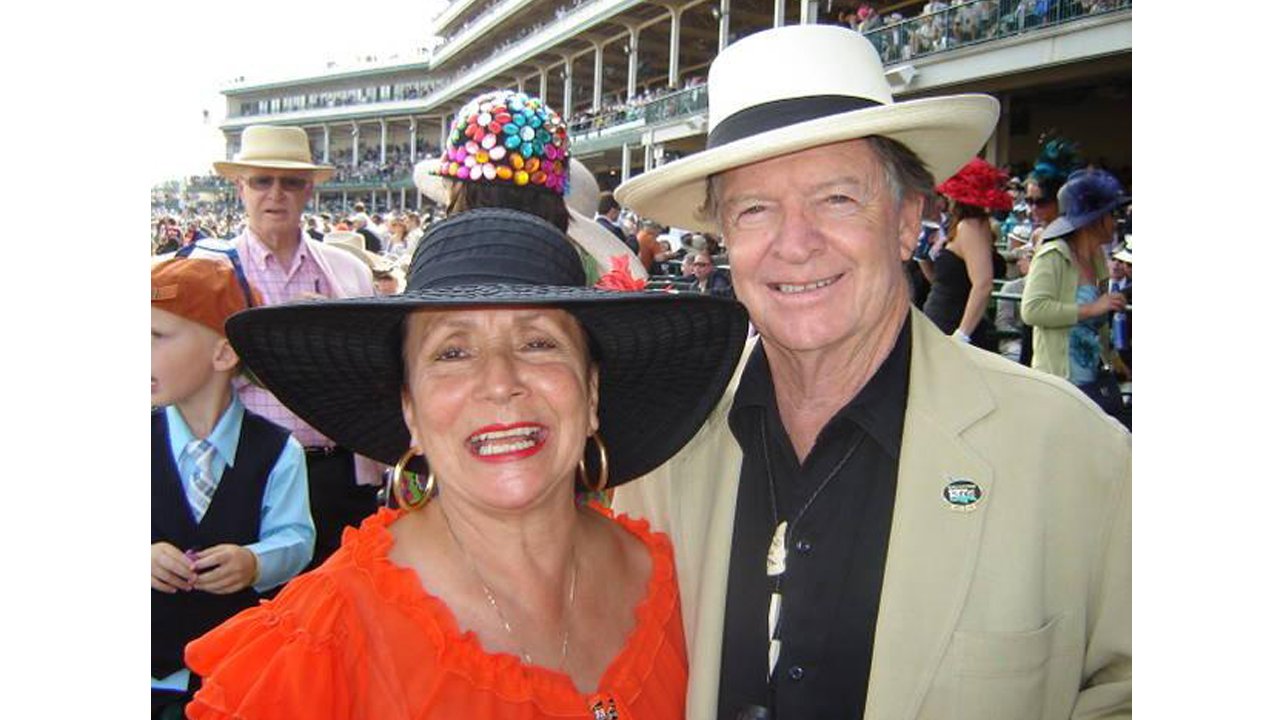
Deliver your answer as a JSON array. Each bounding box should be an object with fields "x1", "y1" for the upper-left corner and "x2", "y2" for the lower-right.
[
  {"x1": 610, "y1": 25, "x2": 1130, "y2": 719},
  {"x1": 214, "y1": 125, "x2": 381, "y2": 571}
]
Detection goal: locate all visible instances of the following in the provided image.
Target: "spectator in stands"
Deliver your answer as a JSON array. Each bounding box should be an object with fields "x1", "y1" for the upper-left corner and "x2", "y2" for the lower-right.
[
  {"x1": 404, "y1": 211, "x2": 425, "y2": 253},
  {"x1": 1026, "y1": 135, "x2": 1083, "y2": 247},
  {"x1": 595, "y1": 191, "x2": 638, "y2": 253},
  {"x1": 923, "y1": 158, "x2": 1010, "y2": 351},
  {"x1": 212, "y1": 124, "x2": 381, "y2": 572},
  {"x1": 995, "y1": 240, "x2": 1034, "y2": 364},
  {"x1": 1108, "y1": 234, "x2": 1132, "y2": 374},
  {"x1": 304, "y1": 216, "x2": 324, "y2": 242},
  {"x1": 1021, "y1": 168, "x2": 1130, "y2": 422},
  {"x1": 684, "y1": 250, "x2": 734, "y2": 298},
  {"x1": 610, "y1": 25, "x2": 1129, "y2": 719},
  {"x1": 155, "y1": 224, "x2": 182, "y2": 256},
  {"x1": 369, "y1": 213, "x2": 389, "y2": 242},
  {"x1": 349, "y1": 212, "x2": 384, "y2": 254},
  {"x1": 385, "y1": 217, "x2": 409, "y2": 257},
  {"x1": 635, "y1": 219, "x2": 666, "y2": 274}
]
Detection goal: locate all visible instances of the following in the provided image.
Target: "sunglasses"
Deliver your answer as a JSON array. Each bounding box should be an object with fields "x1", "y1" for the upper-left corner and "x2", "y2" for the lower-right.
[
  {"x1": 1026, "y1": 196, "x2": 1054, "y2": 207},
  {"x1": 245, "y1": 175, "x2": 310, "y2": 192}
]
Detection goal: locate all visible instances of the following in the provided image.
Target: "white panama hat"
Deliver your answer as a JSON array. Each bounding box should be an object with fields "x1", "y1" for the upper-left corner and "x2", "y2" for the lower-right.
[
  {"x1": 213, "y1": 125, "x2": 335, "y2": 182},
  {"x1": 615, "y1": 24, "x2": 1000, "y2": 232}
]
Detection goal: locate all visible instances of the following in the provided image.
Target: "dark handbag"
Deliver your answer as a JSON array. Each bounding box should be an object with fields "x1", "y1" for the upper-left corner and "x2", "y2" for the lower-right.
[{"x1": 1080, "y1": 365, "x2": 1130, "y2": 429}]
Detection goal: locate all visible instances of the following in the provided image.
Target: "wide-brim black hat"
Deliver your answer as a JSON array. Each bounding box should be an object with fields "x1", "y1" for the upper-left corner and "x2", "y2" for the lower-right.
[{"x1": 225, "y1": 207, "x2": 749, "y2": 487}]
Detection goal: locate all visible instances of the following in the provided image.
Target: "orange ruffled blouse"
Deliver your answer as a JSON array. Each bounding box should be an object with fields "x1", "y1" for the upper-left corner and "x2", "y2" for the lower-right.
[{"x1": 185, "y1": 506, "x2": 687, "y2": 719}]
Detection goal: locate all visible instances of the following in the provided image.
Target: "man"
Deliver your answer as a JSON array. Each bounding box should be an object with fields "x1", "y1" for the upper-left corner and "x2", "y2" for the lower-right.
[
  {"x1": 612, "y1": 25, "x2": 1130, "y2": 720},
  {"x1": 348, "y1": 211, "x2": 385, "y2": 254},
  {"x1": 685, "y1": 249, "x2": 734, "y2": 298},
  {"x1": 1109, "y1": 236, "x2": 1132, "y2": 374},
  {"x1": 213, "y1": 125, "x2": 382, "y2": 572},
  {"x1": 595, "y1": 191, "x2": 640, "y2": 255},
  {"x1": 634, "y1": 219, "x2": 668, "y2": 274}
]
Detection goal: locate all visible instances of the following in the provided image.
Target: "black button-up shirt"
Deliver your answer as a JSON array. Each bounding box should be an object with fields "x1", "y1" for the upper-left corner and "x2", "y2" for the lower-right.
[{"x1": 717, "y1": 316, "x2": 911, "y2": 720}]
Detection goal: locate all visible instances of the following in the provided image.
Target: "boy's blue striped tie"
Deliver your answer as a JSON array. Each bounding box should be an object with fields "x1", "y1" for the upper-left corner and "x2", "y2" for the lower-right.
[{"x1": 183, "y1": 439, "x2": 218, "y2": 522}]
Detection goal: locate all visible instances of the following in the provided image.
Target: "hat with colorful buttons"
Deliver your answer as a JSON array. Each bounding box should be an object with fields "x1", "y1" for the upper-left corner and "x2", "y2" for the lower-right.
[{"x1": 426, "y1": 90, "x2": 570, "y2": 195}]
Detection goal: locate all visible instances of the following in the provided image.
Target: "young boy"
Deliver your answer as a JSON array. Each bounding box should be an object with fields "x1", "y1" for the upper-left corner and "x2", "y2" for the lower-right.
[{"x1": 151, "y1": 255, "x2": 315, "y2": 718}]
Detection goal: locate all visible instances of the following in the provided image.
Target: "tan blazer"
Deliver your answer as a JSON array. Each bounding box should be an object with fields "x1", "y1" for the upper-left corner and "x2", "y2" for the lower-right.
[{"x1": 612, "y1": 308, "x2": 1131, "y2": 720}]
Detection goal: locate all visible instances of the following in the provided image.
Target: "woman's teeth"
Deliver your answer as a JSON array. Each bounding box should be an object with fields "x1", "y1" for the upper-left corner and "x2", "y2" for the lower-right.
[{"x1": 469, "y1": 427, "x2": 542, "y2": 456}]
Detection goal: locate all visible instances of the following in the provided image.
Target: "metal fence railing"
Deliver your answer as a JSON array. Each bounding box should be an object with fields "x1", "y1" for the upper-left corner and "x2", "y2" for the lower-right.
[{"x1": 862, "y1": 0, "x2": 1132, "y2": 66}]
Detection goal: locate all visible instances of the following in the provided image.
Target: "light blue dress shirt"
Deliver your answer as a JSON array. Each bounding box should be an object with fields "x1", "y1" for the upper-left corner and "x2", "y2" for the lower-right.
[{"x1": 152, "y1": 395, "x2": 314, "y2": 691}]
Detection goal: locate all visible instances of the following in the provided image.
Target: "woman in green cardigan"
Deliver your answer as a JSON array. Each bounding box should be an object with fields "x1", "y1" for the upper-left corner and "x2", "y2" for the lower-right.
[{"x1": 1021, "y1": 169, "x2": 1129, "y2": 413}]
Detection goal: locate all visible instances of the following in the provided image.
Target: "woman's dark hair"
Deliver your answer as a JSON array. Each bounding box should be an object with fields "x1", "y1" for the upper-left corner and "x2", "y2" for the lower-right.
[
  {"x1": 446, "y1": 181, "x2": 570, "y2": 232},
  {"x1": 946, "y1": 201, "x2": 987, "y2": 241}
]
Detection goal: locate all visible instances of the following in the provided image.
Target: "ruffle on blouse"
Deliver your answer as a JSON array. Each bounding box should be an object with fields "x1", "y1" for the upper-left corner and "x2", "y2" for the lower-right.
[{"x1": 185, "y1": 505, "x2": 682, "y2": 719}]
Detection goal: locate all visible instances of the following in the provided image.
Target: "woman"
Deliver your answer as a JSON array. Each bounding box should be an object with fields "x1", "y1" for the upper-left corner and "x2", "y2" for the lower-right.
[
  {"x1": 184, "y1": 208, "x2": 749, "y2": 718},
  {"x1": 1025, "y1": 136, "x2": 1083, "y2": 247},
  {"x1": 385, "y1": 217, "x2": 410, "y2": 257},
  {"x1": 922, "y1": 157, "x2": 1010, "y2": 351},
  {"x1": 412, "y1": 89, "x2": 646, "y2": 284},
  {"x1": 1021, "y1": 169, "x2": 1129, "y2": 422}
]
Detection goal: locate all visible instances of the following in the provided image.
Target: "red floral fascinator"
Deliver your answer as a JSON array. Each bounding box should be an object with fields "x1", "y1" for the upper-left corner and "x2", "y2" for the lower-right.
[{"x1": 937, "y1": 158, "x2": 1013, "y2": 212}]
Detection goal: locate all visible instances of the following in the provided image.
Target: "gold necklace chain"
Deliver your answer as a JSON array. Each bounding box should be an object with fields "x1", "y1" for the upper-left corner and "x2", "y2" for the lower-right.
[{"x1": 442, "y1": 508, "x2": 577, "y2": 669}]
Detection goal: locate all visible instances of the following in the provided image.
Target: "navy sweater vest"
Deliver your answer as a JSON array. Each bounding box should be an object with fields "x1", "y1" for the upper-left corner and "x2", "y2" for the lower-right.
[{"x1": 151, "y1": 407, "x2": 290, "y2": 678}]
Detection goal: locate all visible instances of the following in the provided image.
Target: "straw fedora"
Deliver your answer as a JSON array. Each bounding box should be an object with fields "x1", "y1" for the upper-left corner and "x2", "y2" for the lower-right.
[
  {"x1": 323, "y1": 230, "x2": 394, "y2": 273},
  {"x1": 615, "y1": 24, "x2": 999, "y2": 232},
  {"x1": 225, "y1": 208, "x2": 748, "y2": 486},
  {"x1": 214, "y1": 125, "x2": 335, "y2": 182}
]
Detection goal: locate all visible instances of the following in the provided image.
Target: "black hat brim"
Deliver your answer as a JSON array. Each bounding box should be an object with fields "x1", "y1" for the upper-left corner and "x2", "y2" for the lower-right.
[{"x1": 225, "y1": 284, "x2": 748, "y2": 487}]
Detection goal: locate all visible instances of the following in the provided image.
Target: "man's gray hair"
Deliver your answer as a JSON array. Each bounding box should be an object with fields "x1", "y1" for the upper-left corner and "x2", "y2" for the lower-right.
[{"x1": 698, "y1": 136, "x2": 936, "y2": 224}]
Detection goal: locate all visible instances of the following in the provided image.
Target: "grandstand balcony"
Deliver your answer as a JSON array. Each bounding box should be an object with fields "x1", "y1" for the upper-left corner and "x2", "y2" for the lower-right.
[{"x1": 214, "y1": 0, "x2": 1130, "y2": 210}]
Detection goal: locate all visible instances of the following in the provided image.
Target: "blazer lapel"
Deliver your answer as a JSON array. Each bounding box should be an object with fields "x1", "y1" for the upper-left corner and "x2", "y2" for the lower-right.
[{"x1": 864, "y1": 310, "x2": 997, "y2": 720}]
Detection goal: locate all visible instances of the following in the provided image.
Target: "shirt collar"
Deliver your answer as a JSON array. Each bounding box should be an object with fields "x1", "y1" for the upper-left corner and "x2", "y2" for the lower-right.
[
  {"x1": 730, "y1": 314, "x2": 912, "y2": 458},
  {"x1": 241, "y1": 227, "x2": 311, "y2": 272},
  {"x1": 165, "y1": 395, "x2": 245, "y2": 469}
]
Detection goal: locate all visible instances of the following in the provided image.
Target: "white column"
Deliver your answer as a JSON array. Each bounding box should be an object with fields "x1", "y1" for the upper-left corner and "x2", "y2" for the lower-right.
[
  {"x1": 621, "y1": 143, "x2": 632, "y2": 182},
  {"x1": 592, "y1": 42, "x2": 604, "y2": 111},
  {"x1": 539, "y1": 68, "x2": 549, "y2": 103},
  {"x1": 800, "y1": 0, "x2": 818, "y2": 24},
  {"x1": 322, "y1": 124, "x2": 331, "y2": 163},
  {"x1": 517, "y1": 75, "x2": 526, "y2": 94},
  {"x1": 774, "y1": 0, "x2": 785, "y2": 27},
  {"x1": 386, "y1": 188, "x2": 392, "y2": 211},
  {"x1": 351, "y1": 122, "x2": 359, "y2": 169},
  {"x1": 719, "y1": 0, "x2": 731, "y2": 50},
  {"x1": 379, "y1": 118, "x2": 388, "y2": 165},
  {"x1": 627, "y1": 27, "x2": 640, "y2": 99},
  {"x1": 562, "y1": 59, "x2": 573, "y2": 118},
  {"x1": 643, "y1": 136, "x2": 654, "y2": 172},
  {"x1": 408, "y1": 117, "x2": 418, "y2": 162},
  {"x1": 439, "y1": 115, "x2": 448, "y2": 149},
  {"x1": 400, "y1": 187, "x2": 406, "y2": 210},
  {"x1": 668, "y1": 7, "x2": 682, "y2": 89}
]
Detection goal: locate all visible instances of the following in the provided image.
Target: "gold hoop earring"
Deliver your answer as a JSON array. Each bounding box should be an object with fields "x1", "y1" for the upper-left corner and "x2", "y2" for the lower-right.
[
  {"x1": 391, "y1": 447, "x2": 435, "y2": 511},
  {"x1": 576, "y1": 433, "x2": 609, "y2": 494}
]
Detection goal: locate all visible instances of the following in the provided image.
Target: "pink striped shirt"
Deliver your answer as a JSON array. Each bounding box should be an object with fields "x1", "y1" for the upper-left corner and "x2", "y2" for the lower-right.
[{"x1": 233, "y1": 228, "x2": 335, "y2": 449}]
